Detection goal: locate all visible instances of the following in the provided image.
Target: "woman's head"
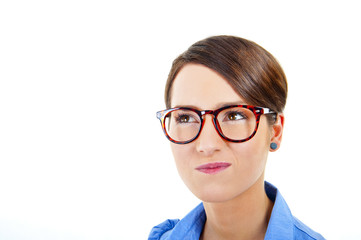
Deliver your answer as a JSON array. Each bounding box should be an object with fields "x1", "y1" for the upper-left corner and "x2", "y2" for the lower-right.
[
  {"x1": 165, "y1": 35, "x2": 287, "y2": 116},
  {"x1": 160, "y1": 35, "x2": 287, "y2": 203}
]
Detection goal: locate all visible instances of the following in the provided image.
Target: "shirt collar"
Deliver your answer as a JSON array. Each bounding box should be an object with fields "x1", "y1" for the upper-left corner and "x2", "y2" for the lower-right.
[
  {"x1": 264, "y1": 181, "x2": 294, "y2": 239},
  {"x1": 165, "y1": 182, "x2": 294, "y2": 240},
  {"x1": 165, "y1": 203, "x2": 206, "y2": 240}
]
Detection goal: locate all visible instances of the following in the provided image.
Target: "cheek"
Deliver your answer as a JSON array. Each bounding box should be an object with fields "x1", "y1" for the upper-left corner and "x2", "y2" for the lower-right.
[
  {"x1": 229, "y1": 124, "x2": 271, "y2": 176},
  {"x1": 170, "y1": 144, "x2": 193, "y2": 176},
  {"x1": 231, "y1": 140, "x2": 268, "y2": 171},
  {"x1": 170, "y1": 143, "x2": 201, "y2": 196}
]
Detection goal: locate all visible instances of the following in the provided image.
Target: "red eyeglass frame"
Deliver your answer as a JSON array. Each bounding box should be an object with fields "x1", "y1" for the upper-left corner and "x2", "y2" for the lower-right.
[{"x1": 156, "y1": 105, "x2": 276, "y2": 144}]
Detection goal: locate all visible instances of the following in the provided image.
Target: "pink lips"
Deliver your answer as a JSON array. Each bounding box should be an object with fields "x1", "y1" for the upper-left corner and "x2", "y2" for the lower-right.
[{"x1": 195, "y1": 162, "x2": 231, "y2": 175}]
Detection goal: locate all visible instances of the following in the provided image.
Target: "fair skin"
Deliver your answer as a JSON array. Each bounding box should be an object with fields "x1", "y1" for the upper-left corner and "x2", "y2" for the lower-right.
[{"x1": 169, "y1": 64, "x2": 284, "y2": 240}]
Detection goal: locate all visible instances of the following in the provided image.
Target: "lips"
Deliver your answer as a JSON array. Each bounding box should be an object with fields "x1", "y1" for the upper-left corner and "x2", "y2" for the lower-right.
[{"x1": 195, "y1": 162, "x2": 231, "y2": 175}]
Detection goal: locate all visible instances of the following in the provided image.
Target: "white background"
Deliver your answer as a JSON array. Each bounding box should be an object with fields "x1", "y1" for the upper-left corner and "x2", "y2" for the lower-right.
[{"x1": 1, "y1": 1, "x2": 360, "y2": 239}]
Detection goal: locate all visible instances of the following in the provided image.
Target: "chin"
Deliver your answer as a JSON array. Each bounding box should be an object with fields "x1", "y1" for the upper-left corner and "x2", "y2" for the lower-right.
[{"x1": 190, "y1": 184, "x2": 240, "y2": 203}]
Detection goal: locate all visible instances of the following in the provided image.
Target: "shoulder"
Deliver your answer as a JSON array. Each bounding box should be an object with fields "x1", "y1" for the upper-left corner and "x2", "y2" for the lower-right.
[
  {"x1": 148, "y1": 203, "x2": 206, "y2": 240},
  {"x1": 148, "y1": 219, "x2": 179, "y2": 240},
  {"x1": 292, "y1": 217, "x2": 326, "y2": 240}
]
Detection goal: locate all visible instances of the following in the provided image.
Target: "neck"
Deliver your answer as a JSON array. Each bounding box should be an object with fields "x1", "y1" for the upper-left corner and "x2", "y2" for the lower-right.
[{"x1": 200, "y1": 177, "x2": 273, "y2": 240}]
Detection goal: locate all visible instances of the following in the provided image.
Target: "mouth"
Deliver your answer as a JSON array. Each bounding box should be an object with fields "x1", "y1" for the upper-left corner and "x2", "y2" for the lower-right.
[{"x1": 195, "y1": 162, "x2": 231, "y2": 175}]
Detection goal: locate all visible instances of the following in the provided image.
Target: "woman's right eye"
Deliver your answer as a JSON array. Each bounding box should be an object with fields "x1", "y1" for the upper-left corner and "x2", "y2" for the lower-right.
[
  {"x1": 175, "y1": 114, "x2": 197, "y2": 124},
  {"x1": 176, "y1": 114, "x2": 190, "y2": 123}
]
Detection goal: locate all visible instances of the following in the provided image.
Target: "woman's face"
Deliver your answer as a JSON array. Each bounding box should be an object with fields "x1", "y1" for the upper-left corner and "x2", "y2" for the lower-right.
[{"x1": 169, "y1": 64, "x2": 281, "y2": 203}]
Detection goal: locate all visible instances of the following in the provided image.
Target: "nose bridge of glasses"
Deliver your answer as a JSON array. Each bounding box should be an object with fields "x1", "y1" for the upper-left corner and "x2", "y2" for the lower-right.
[
  {"x1": 200, "y1": 110, "x2": 218, "y2": 124},
  {"x1": 199, "y1": 110, "x2": 219, "y2": 131},
  {"x1": 200, "y1": 110, "x2": 216, "y2": 117}
]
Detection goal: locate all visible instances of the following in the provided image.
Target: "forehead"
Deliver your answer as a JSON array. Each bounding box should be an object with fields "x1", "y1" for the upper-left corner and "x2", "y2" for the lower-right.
[{"x1": 170, "y1": 64, "x2": 245, "y2": 109}]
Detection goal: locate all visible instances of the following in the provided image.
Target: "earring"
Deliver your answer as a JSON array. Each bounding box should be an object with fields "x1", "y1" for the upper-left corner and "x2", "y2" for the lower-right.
[{"x1": 270, "y1": 142, "x2": 278, "y2": 150}]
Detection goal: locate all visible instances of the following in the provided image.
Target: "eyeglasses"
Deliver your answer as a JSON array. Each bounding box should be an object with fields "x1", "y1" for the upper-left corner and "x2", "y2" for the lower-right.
[{"x1": 156, "y1": 105, "x2": 276, "y2": 144}]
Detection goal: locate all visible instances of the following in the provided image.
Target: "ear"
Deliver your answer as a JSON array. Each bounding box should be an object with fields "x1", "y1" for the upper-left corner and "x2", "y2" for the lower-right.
[{"x1": 269, "y1": 113, "x2": 285, "y2": 152}]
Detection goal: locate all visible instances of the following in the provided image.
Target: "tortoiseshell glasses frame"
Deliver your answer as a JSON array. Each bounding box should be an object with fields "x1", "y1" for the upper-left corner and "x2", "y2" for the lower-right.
[{"x1": 156, "y1": 105, "x2": 276, "y2": 144}]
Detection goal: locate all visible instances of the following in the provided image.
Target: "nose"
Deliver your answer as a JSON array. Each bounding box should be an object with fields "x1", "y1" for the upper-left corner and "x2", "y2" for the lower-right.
[{"x1": 196, "y1": 115, "x2": 223, "y2": 156}]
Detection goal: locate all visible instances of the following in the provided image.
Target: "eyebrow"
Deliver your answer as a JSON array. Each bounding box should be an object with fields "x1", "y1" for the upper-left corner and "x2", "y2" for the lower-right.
[{"x1": 173, "y1": 101, "x2": 247, "y2": 110}]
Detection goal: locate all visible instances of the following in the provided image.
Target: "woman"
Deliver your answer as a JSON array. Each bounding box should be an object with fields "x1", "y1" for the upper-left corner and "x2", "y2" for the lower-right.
[{"x1": 149, "y1": 35, "x2": 325, "y2": 240}]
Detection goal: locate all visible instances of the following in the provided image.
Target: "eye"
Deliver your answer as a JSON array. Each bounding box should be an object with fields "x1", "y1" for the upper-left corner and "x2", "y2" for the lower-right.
[
  {"x1": 175, "y1": 113, "x2": 198, "y2": 124},
  {"x1": 224, "y1": 111, "x2": 247, "y2": 121},
  {"x1": 177, "y1": 114, "x2": 191, "y2": 123}
]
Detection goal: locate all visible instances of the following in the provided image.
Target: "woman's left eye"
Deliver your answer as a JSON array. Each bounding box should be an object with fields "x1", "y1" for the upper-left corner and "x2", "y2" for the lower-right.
[{"x1": 225, "y1": 112, "x2": 246, "y2": 121}]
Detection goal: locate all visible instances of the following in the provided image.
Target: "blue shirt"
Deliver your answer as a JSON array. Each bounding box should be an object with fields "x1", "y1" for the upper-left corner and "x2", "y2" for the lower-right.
[{"x1": 148, "y1": 182, "x2": 325, "y2": 240}]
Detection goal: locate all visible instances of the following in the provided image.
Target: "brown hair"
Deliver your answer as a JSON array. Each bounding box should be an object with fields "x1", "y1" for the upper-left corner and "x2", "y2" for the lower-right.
[{"x1": 165, "y1": 35, "x2": 288, "y2": 122}]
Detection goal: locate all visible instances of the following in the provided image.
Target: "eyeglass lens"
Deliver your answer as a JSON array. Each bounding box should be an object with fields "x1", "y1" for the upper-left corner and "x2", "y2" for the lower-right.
[{"x1": 164, "y1": 107, "x2": 257, "y2": 142}]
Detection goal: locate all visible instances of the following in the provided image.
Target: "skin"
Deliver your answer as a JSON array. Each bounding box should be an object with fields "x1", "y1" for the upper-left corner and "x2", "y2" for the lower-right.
[{"x1": 169, "y1": 64, "x2": 284, "y2": 240}]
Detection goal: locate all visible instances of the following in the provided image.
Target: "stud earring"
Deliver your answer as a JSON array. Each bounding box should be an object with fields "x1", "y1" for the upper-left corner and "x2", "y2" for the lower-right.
[{"x1": 270, "y1": 142, "x2": 278, "y2": 150}]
